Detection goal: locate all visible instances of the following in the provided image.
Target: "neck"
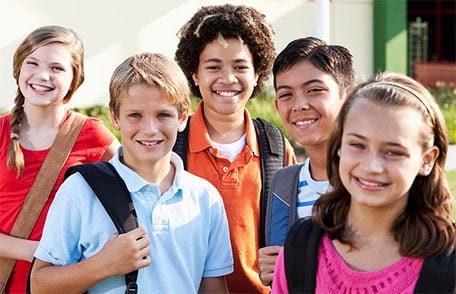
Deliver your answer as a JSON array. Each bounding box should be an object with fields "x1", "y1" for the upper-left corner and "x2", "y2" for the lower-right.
[
  {"x1": 306, "y1": 146, "x2": 328, "y2": 181},
  {"x1": 121, "y1": 154, "x2": 175, "y2": 195},
  {"x1": 22, "y1": 104, "x2": 66, "y2": 130},
  {"x1": 346, "y1": 203, "x2": 400, "y2": 241},
  {"x1": 203, "y1": 106, "x2": 246, "y2": 144}
]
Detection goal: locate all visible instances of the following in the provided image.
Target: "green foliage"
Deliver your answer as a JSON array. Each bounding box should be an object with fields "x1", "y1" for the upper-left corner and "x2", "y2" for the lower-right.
[
  {"x1": 446, "y1": 170, "x2": 456, "y2": 218},
  {"x1": 428, "y1": 82, "x2": 456, "y2": 144},
  {"x1": 72, "y1": 105, "x2": 120, "y2": 140}
]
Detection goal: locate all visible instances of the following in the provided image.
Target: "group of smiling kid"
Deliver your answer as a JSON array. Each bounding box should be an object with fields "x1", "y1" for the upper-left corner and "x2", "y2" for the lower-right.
[{"x1": 0, "y1": 3, "x2": 454, "y2": 294}]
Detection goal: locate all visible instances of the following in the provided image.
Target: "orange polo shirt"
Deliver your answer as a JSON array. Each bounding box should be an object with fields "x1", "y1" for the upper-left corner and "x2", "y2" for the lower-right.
[{"x1": 186, "y1": 103, "x2": 296, "y2": 293}]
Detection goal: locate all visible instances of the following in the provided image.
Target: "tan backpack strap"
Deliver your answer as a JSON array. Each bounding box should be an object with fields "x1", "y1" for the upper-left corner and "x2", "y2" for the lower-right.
[{"x1": 0, "y1": 112, "x2": 86, "y2": 293}]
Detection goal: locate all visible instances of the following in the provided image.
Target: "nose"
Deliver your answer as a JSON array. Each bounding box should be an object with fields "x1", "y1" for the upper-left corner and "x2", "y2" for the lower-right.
[
  {"x1": 36, "y1": 67, "x2": 52, "y2": 81},
  {"x1": 292, "y1": 93, "x2": 310, "y2": 112},
  {"x1": 142, "y1": 117, "x2": 158, "y2": 134},
  {"x1": 220, "y1": 68, "x2": 238, "y2": 84},
  {"x1": 360, "y1": 151, "x2": 384, "y2": 173}
]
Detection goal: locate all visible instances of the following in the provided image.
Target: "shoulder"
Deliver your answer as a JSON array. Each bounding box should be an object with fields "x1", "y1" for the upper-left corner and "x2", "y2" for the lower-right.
[
  {"x1": 0, "y1": 113, "x2": 11, "y2": 130},
  {"x1": 0, "y1": 113, "x2": 11, "y2": 143},
  {"x1": 180, "y1": 170, "x2": 223, "y2": 202},
  {"x1": 74, "y1": 113, "x2": 115, "y2": 143}
]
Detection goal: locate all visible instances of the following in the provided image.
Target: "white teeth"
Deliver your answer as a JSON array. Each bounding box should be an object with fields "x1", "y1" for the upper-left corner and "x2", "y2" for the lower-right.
[
  {"x1": 359, "y1": 179, "x2": 383, "y2": 187},
  {"x1": 140, "y1": 141, "x2": 159, "y2": 146},
  {"x1": 31, "y1": 84, "x2": 51, "y2": 92},
  {"x1": 295, "y1": 120, "x2": 315, "y2": 126},
  {"x1": 216, "y1": 91, "x2": 237, "y2": 97}
]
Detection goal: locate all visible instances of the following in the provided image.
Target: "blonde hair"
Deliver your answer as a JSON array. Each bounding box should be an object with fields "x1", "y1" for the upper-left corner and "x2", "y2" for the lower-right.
[
  {"x1": 109, "y1": 52, "x2": 190, "y2": 117},
  {"x1": 8, "y1": 25, "x2": 84, "y2": 177}
]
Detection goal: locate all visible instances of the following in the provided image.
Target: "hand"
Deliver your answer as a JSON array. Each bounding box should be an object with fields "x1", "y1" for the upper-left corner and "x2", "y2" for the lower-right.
[
  {"x1": 258, "y1": 246, "x2": 281, "y2": 286},
  {"x1": 96, "y1": 227, "x2": 151, "y2": 276}
]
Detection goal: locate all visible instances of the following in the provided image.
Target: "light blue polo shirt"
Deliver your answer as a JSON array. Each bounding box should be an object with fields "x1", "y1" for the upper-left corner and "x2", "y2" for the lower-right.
[{"x1": 35, "y1": 148, "x2": 233, "y2": 293}]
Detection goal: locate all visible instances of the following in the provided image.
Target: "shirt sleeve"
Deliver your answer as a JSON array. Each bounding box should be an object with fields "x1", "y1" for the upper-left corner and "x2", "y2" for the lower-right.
[
  {"x1": 271, "y1": 247, "x2": 289, "y2": 294},
  {"x1": 285, "y1": 138, "x2": 297, "y2": 165},
  {"x1": 34, "y1": 174, "x2": 85, "y2": 265},
  {"x1": 203, "y1": 186, "x2": 234, "y2": 277},
  {"x1": 78, "y1": 116, "x2": 116, "y2": 162}
]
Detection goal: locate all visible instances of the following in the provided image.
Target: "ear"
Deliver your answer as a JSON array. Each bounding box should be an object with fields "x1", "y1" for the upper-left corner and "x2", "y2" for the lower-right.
[
  {"x1": 109, "y1": 107, "x2": 121, "y2": 131},
  {"x1": 192, "y1": 73, "x2": 199, "y2": 86},
  {"x1": 342, "y1": 83, "x2": 356, "y2": 100},
  {"x1": 254, "y1": 73, "x2": 259, "y2": 87},
  {"x1": 274, "y1": 98, "x2": 279, "y2": 111},
  {"x1": 177, "y1": 108, "x2": 189, "y2": 132},
  {"x1": 418, "y1": 146, "x2": 439, "y2": 176}
]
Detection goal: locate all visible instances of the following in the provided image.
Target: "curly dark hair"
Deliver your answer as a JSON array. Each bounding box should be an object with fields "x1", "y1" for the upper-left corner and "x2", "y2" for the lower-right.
[{"x1": 175, "y1": 4, "x2": 275, "y2": 98}]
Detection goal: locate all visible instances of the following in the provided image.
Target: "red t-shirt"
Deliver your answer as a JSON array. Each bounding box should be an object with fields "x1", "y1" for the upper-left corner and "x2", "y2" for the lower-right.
[{"x1": 0, "y1": 111, "x2": 115, "y2": 293}]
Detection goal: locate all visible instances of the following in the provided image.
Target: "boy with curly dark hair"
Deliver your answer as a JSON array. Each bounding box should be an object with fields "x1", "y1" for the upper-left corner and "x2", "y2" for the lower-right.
[{"x1": 174, "y1": 4, "x2": 296, "y2": 293}]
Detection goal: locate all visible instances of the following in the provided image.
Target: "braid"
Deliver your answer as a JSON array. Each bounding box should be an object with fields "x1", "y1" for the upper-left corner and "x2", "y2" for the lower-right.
[{"x1": 7, "y1": 93, "x2": 25, "y2": 177}]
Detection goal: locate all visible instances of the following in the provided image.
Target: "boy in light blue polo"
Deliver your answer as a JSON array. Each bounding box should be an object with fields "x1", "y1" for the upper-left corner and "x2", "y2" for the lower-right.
[{"x1": 31, "y1": 52, "x2": 233, "y2": 293}]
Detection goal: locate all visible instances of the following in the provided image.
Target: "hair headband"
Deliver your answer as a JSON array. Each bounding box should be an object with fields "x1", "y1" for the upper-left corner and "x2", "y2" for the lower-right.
[{"x1": 363, "y1": 81, "x2": 434, "y2": 123}]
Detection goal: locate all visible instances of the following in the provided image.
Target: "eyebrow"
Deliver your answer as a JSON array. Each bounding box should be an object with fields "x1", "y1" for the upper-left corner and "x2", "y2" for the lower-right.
[
  {"x1": 276, "y1": 78, "x2": 324, "y2": 92},
  {"x1": 202, "y1": 58, "x2": 250, "y2": 64},
  {"x1": 345, "y1": 133, "x2": 404, "y2": 147}
]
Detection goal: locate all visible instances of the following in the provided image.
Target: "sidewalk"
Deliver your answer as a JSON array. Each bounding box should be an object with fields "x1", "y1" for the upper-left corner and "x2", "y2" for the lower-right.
[{"x1": 446, "y1": 144, "x2": 456, "y2": 172}]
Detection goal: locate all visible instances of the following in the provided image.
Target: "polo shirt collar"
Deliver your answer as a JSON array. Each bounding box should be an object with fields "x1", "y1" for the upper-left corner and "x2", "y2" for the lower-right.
[
  {"x1": 110, "y1": 147, "x2": 184, "y2": 197},
  {"x1": 189, "y1": 102, "x2": 260, "y2": 156}
]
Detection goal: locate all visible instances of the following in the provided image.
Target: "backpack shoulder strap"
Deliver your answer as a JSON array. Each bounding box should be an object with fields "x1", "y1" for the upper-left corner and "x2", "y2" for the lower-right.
[
  {"x1": 65, "y1": 162, "x2": 138, "y2": 233},
  {"x1": 64, "y1": 162, "x2": 139, "y2": 293},
  {"x1": 414, "y1": 248, "x2": 455, "y2": 293},
  {"x1": 252, "y1": 118, "x2": 287, "y2": 247},
  {"x1": 264, "y1": 163, "x2": 303, "y2": 246},
  {"x1": 284, "y1": 217, "x2": 323, "y2": 293},
  {"x1": 173, "y1": 116, "x2": 191, "y2": 169}
]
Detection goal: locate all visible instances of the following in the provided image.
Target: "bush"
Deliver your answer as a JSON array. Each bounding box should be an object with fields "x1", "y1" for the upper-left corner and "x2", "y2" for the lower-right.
[
  {"x1": 428, "y1": 82, "x2": 456, "y2": 144},
  {"x1": 72, "y1": 105, "x2": 120, "y2": 140}
]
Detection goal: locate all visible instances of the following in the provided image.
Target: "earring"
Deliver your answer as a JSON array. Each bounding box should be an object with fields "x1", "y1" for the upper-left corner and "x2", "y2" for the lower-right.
[{"x1": 337, "y1": 149, "x2": 341, "y2": 157}]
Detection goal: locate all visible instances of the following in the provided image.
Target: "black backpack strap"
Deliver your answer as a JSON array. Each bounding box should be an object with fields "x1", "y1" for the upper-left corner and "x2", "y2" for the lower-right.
[
  {"x1": 284, "y1": 217, "x2": 323, "y2": 294},
  {"x1": 173, "y1": 116, "x2": 191, "y2": 169},
  {"x1": 414, "y1": 248, "x2": 455, "y2": 293},
  {"x1": 264, "y1": 164, "x2": 303, "y2": 246},
  {"x1": 64, "y1": 162, "x2": 139, "y2": 294},
  {"x1": 253, "y1": 118, "x2": 287, "y2": 247}
]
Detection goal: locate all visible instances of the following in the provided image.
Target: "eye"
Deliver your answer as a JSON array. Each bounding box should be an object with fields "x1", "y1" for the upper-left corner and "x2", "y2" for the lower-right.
[
  {"x1": 307, "y1": 87, "x2": 324, "y2": 94},
  {"x1": 349, "y1": 142, "x2": 365, "y2": 150},
  {"x1": 276, "y1": 91, "x2": 292, "y2": 100},
  {"x1": 51, "y1": 65, "x2": 65, "y2": 72},
  {"x1": 128, "y1": 113, "x2": 141, "y2": 119},
  {"x1": 158, "y1": 112, "x2": 171, "y2": 118},
  {"x1": 385, "y1": 150, "x2": 405, "y2": 157},
  {"x1": 25, "y1": 61, "x2": 38, "y2": 66},
  {"x1": 234, "y1": 65, "x2": 250, "y2": 71}
]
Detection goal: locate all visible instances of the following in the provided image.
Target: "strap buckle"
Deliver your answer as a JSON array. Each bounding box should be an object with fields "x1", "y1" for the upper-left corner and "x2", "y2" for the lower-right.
[{"x1": 125, "y1": 282, "x2": 138, "y2": 294}]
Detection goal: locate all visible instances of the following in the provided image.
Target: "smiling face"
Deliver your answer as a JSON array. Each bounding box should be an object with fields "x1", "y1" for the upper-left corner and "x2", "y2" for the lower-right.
[
  {"x1": 192, "y1": 38, "x2": 258, "y2": 117},
  {"x1": 19, "y1": 43, "x2": 73, "y2": 108},
  {"x1": 275, "y1": 60, "x2": 343, "y2": 148},
  {"x1": 339, "y1": 99, "x2": 438, "y2": 212},
  {"x1": 111, "y1": 84, "x2": 188, "y2": 173}
]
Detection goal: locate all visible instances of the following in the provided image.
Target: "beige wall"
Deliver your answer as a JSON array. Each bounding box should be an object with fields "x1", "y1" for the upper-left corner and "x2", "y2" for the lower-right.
[{"x1": 0, "y1": 0, "x2": 372, "y2": 111}]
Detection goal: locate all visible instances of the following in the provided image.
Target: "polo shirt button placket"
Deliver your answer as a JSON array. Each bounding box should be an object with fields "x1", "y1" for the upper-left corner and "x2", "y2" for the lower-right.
[{"x1": 222, "y1": 166, "x2": 228, "y2": 173}]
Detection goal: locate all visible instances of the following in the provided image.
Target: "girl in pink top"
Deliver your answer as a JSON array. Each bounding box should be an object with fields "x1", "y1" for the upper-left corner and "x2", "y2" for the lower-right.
[{"x1": 272, "y1": 72, "x2": 455, "y2": 293}]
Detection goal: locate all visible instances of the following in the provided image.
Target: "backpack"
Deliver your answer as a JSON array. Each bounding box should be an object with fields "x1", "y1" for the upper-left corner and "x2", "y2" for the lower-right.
[
  {"x1": 173, "y1": 116, "x2": 287, "y2": 247},
  {"x1": 284, "y1": 217, "x2": 456, "y2": 294},
  {"x1": 264, "y1": 163, "x2": 303, "y2": 246},
  {"x1": 65, "y1": 162, "x2": 139, "y2": 294}
]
